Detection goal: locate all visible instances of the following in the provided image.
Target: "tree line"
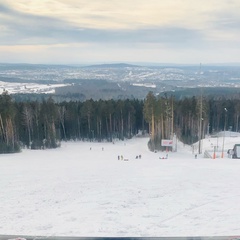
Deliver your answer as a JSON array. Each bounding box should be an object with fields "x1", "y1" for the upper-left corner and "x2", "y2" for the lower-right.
[
  {"x1": 0, "y1": 92, "x2": 145, "y2": 153},
  {"x1": 0, "y1": 91, "x2": 240, "y2": 153},
  {"x1": 143, "y1": 92, "x2": 240, "y2": 151}
]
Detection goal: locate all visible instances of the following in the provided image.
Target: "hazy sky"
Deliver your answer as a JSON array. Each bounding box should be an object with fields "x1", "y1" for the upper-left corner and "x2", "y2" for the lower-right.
[{"x1": 0, "y1": 0, "x2": 240, "y2": 64}]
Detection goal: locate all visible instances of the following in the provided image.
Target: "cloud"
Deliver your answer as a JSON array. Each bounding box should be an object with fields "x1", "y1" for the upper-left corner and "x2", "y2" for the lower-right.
[
  {"x1": 210, "y1": 11, "x2": 240, "y2": 31},
  {"x1": 0, "y1": 3, "x2": 72, "y2": 43},
  {"x1": 1, "y1": 0, "x2": 240, "y2": 64},
  {"x1": 0, "y1": 2, "x2": 205, "y2": 49}
]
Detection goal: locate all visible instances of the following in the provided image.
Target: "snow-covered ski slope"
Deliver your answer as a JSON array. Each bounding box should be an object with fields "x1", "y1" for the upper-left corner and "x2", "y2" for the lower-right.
[{"x1": 0, "y1": 133, "x2": 240, "y2": 237}]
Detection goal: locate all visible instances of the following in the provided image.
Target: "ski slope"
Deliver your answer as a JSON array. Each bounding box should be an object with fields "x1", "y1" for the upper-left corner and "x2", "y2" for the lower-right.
[{"x1": 0, "y1": 133, "x2": 240, "y2": 237}]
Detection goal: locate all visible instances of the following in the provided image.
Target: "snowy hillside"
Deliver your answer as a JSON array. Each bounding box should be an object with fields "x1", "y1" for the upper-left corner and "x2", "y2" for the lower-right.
[
  {"x1": 0, "y1": 134, "x2": 240, "y2": 237},
  {"x1": 0, "y1": 81, "x2": 70, "y2": 94}
]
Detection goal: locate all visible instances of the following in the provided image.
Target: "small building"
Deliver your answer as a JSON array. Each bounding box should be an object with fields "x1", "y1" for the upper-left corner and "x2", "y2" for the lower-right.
[{"x1": 232, "y1": 144, "x2": 240, "y2": 159}]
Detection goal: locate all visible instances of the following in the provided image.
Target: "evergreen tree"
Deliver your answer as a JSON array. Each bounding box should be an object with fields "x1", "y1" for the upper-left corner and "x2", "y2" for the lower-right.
[{"x1": 0, "y1": 92, "x2": 20, "y2": 153}]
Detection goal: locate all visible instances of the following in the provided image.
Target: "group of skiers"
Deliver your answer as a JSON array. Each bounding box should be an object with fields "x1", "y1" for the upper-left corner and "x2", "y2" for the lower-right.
[
  {"x1": 117, "y1": 154, "x2": 142, "y2": 160},
  {"x1": 118, "y1": 155, "x2": 124, "y2": 160}
]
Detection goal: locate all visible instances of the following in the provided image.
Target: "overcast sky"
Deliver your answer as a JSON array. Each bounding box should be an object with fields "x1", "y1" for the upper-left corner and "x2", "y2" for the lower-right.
[{"x1": 0, "y1": 0, "x2": 240, "y2": 65}]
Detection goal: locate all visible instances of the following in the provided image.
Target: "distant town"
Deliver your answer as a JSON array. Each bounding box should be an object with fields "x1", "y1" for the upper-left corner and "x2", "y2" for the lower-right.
[{"x1": 1, "y1": 63, "x2": 240, "y2": 101}]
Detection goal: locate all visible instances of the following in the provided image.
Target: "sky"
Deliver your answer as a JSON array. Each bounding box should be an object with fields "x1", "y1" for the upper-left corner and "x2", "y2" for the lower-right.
[{"x1": 0, "y1": 0, "x2": 240, "y2": 65}]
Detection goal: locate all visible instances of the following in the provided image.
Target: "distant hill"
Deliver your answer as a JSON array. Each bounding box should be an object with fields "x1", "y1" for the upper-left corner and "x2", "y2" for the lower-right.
[{"x1": 85, "y1": 63, "x2": 140, "y2": 68}]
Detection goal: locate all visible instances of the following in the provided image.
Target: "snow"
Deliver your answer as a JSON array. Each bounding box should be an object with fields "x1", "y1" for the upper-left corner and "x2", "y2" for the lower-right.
[
  {"x1": 0, "y1": 81, "x2": 70, "y2": 94},
  {"x1": 131, "y1": 83, "x2": 156, "y2": 88},
  {"x1": 1, "y1": 134, "x2": 240, "y2": 237}
]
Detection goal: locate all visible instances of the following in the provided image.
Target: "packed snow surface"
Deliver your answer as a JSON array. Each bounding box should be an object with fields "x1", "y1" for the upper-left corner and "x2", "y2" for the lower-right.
[{"x1": 1, "y1": 133, "x2": 240, "y2": 237}]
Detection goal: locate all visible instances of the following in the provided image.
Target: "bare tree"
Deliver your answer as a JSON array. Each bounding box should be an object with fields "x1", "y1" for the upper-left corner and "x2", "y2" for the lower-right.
[{"x1": 22, "y1": 104, "x2": 33, "y2": 148}]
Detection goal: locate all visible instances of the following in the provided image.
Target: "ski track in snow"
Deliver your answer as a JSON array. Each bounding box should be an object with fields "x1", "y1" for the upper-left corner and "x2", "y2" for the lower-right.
[{"x1": 1, "y1": 135, "x2": 240, "y2": 237}]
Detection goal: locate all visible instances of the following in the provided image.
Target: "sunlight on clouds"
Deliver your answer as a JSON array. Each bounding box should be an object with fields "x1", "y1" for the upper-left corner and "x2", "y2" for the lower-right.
[
  {"x1": 0, "y1": 43, "x2": 90, "y2": 52},
  {"x1": 5, "y1": 0, "x2": 240, "y2": 30},
  {"x1": 7, "y1": 0, "x2": 186, "y2": 29},
  {"x1": 0, "y1": 44, "x2": 50, "y2": 53},
  {"x1": 1, "y1": 41, "x2": 240, "y2": 64},
  {"x1": 0, "y1": 43, "x2": 91, "y2": 63},
  {"x1": 1, "y1": 0, "x2": 240, "y2": 63}
]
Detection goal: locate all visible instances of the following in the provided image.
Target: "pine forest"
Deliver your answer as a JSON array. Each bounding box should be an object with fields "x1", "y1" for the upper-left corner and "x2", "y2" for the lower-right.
[{"x1": 0, "y1": 91, "x2": 239, "y2": 153}]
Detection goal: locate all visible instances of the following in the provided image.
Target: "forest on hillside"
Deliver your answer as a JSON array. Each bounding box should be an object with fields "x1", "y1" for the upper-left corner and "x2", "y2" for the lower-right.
[{"x1": 0, "y1": 91, "x2": 239, "y2": 153}]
